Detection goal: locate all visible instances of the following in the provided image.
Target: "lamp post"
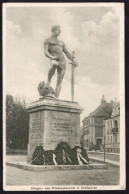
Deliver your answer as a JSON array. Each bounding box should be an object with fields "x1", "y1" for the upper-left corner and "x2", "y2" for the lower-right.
[
  {"x1": 103, "y1": 120, "x2": 106, "y2": 162},
  {"x1": 104, "y1": 136, "x2": 105, "y2": 162}
]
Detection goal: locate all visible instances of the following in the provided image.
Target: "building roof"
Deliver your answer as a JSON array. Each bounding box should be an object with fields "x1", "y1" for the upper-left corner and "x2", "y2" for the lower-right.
[
  {"x1": 82, "y1": 96, "x2": 120, "y2": 122},
  {"x1": 82, "y1": 100, "x2": 113, "y2": 122},
  {"x1": 89, "y1": 102, "x2": 112, "y2": 117}
]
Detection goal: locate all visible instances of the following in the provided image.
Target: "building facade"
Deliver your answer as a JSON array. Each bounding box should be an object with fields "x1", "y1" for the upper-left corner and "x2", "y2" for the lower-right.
[
  {"x1": 82, "y1": 96, "x2": 112, "y2": 150},
  {"x1": 103, "y1": 101, "x2": 120, "y2": 153}
]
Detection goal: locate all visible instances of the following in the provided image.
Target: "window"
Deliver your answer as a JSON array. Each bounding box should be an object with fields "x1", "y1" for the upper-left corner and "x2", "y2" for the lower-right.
[
  {"x1": 115, "y1": 135, "x2": 117, "y2": 143},
  {"x1": 118, "y1": 107, "x2": 120, "y2": 114},
  {"x1": 95, "y1": 127, "x2": 103, "y2": 137},
  {"x1": 114, "y1": 120, "x2": 118, "y2": 128},
  {"x1": 108, "y1": 123, "x2": 109, "y2": 130},
  {"x1": 86, "y1": 139, "x2": 89, "y2": 147},
  {"x1": 84, "y1": 129, "x2": 89, "y2": 135},
  {"x1": 111, "y1": 136, "x2": 112, "y2": 143},
  {"x1": 108, "y1": 136, "x2": 109, "y2": 143}
]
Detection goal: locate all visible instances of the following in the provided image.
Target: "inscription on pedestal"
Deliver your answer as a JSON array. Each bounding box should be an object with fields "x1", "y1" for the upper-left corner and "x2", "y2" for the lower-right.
[
  {"x1": 51, "y1": 122, "x2": 75, "y2": 136},
  {"x1": 30, "y1": 112, "x2": 42, "y2": 132},
  {"x1": 43, "y1": 111, "x2": 79, "y2": 149},
  {"x1": 29, "y1": 133, "x2": 43, "y2": 143},
  {"x1": 29, "y1": 112, "x2": 44, "y2": 144}
]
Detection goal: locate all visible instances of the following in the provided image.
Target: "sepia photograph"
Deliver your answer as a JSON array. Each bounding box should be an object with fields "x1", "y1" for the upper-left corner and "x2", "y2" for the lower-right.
[{"x1": 3, "y1": 2, "x2": 125, "y2": 191}]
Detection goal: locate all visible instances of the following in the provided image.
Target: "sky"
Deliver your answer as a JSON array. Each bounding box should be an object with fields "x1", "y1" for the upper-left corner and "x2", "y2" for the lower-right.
[{"x1": 4, "y1": 4, "x2": 122, "y2": 120}]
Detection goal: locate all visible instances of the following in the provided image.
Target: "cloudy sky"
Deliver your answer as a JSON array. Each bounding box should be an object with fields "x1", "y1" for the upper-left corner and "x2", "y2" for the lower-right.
[{"x1": 4, "y1": 3, "x2": 122, "y2": 120}]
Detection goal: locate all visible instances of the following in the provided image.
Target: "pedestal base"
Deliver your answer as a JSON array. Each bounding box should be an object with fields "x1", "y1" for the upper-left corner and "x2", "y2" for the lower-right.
[
  {"x1": 27, "y1": 97, "x2": 83, "y2": 162},
  {"x1": 6, "y1": 162, "x2": 108, "y2": 171}
]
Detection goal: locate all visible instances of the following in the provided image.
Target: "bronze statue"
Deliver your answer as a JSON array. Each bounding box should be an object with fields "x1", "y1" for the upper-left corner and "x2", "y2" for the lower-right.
[{"x1": 43, "y1": 25, "x2": 78, "y2": 98}]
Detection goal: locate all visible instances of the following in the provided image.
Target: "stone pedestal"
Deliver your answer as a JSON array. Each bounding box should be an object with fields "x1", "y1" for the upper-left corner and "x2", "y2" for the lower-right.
[{"x1": 26, "y1": 97, "x2": 83, "y2": 162}]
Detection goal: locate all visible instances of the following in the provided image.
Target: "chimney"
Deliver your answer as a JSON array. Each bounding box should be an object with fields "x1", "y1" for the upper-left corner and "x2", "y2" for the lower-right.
[{"x1": 101, "y1": 95, "x2": 106, "y2": 105}]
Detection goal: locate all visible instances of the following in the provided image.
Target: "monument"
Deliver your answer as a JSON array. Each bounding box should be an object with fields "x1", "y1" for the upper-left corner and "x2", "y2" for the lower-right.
[
  {"x1": 27, "y1": 25, "x2": 83, "y2": 162},
  {"x1": 6, "y1": 25, "x2": 108, "y2": 171}
]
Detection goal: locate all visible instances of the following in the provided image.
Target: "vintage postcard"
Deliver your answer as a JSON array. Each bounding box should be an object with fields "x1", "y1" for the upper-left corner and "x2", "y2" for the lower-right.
[{"x1": 3, "y1": 2, "x2": 125, "y2": 191}]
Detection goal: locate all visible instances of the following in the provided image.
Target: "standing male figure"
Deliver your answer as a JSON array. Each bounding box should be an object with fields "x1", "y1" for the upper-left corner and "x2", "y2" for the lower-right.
[{"x1": 44, "y1": 25, "x2": 78, "y2": 98}]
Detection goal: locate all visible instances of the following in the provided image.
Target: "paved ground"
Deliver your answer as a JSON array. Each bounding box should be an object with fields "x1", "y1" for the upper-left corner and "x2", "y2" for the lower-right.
[
  {"x1": 6, "y1": 155, "x2": 120, "y2": 186},
  {"x1": 88, "y1": 152, "x2": 120, "y2": 162},
  {"x1": 6, "y1": 155, "x2": 27, "y2": 162},
  {"x1": 6, "y1": 165, "x2": 119, "y2": 186}
]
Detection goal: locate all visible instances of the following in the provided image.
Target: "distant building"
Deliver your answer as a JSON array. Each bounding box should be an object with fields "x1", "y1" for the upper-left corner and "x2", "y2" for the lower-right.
[
  {"x1": 82, "y1": 95, "x2": 113, "y2": 150},
  {"x1": 103, "y1": 101, "x2": 120, "y2": 153}
]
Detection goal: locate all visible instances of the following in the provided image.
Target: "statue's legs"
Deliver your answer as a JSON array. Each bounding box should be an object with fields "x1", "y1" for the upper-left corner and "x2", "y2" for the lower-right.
[
  {"x1": 46, "y1": 65, "x2": 57, "y2": 88},
  {"x1": 55, "y1": 66, "x2": 65, "y2": 98}
]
